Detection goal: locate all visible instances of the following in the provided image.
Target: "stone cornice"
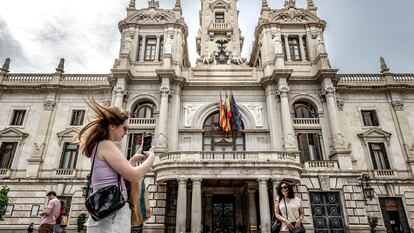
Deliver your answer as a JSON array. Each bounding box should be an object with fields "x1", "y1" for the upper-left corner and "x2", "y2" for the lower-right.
[{"x1": 335, "y1": 73, "x2": 414, "y2": 91}]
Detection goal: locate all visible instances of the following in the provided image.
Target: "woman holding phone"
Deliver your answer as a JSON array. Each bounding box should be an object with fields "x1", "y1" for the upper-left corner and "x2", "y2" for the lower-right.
[{"x1": 78, "y1": 98, "x2": 155, "y2": 233}]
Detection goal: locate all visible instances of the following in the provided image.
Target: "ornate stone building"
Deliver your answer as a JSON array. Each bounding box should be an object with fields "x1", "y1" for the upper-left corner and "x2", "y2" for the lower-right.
[{"x1": 1, "y1": 0, "x2": 414, "y2": 232}]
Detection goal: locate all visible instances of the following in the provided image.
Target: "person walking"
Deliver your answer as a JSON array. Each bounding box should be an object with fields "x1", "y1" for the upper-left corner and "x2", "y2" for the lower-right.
[
  {"x1": 27, "y1": 222, "x2": 34, "y2": 233},
  {"x1": 274, "y1": 180, "x2": 305, "y2": 233},
  {"x1": 78, "y1": 98, "x2": 155, "y2": 233},
  {"x1": 39, "y1": 191, "x2": 61, "y2": 233}
]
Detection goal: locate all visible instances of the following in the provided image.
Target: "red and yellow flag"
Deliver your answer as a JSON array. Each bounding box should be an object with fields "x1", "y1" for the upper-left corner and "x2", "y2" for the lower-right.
[
  {"x1": 219, "y1": 92, "x2": 227, "y2": 131},
  {"x1": 225, "y1": 92, "x2": 232, "y2": 132}
]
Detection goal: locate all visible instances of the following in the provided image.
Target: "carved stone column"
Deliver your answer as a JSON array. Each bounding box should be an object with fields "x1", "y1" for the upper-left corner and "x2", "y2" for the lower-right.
[
  {"x1": 278, "y1": 86, "x2": 297, "y2": 151},
  {"x1": 157, "y1": 81, "x2": 170, "y2": 150},
  {"x1": 176, "y1": 178, "x2": 187, "y2": 233},
  {"x1": 262, "y1": 80, "x2": 279, "y2": 150},
  {"x1": 321, "y1": 86, "x2": 345, "y2": 150},
  {"x1": 191, "y1": 178, "x2": 202, "y2": 233},
  {"x1": 247, "y1": 183, "x2": 258, "y2": 233},
  {"x1": 113, "y1": 86, "x2": 128, "y2": 108},
  {"x1": 258, "y1": 179, "x2": 271, "y2": 233}
]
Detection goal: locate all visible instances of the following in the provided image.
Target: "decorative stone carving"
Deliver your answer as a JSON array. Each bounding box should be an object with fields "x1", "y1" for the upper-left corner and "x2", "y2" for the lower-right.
[
  {"x1": 307, "y1": 0, "x2": 315, "y2": 7},
  {"x1": 163, "y1": 36, "x2": 172, "y2": 54},
  {"x1": 196, "y1": 50, "x2": 214, "y2": 65},
  {"x1": 156, "y1": 133, "x2": 167, "y2": 148},
  {"x1": 336, "y1": 99, "x2": 344, "y2": 111},
  {"x1": 32, "y1": 143, "x2": 45, "y2": 158},
  {"x1": 392, "y1": 100, "x2": 404, "y2": 111},
  {"x1": 273, "y1": 34, "x2": 283, "y2": 54},
  {"x1": 43, "y1": 100, "x2": 55, "y2": 111},
  {"x1": 113, "y1": 86, "x2": 128, "y2": 96},
  {"x1": 184, "y1": 104, "x2": 203, "y2": 127},
  {"x1": 319, "y1": 175, "x2": 330, "y2": 191},
  {"x1": 56, "y1": 58, "x2": 65, "y2": 73},
  {"x1": 331, "y1": 133, "x2": 345, "y2": 148},
  {"x1": 281, "y1": 1, "x2": 305, "y2": 22},
  {"x1": 317, "y1": 33, "x2": 327, "y2": 54},
  {"x1": 380, "y1": 57, "x2": 390, "y2": 74},
  {"x1": 121, "y1": 32, "x2": 134, "y2": 55},
  {"x1": 277, "y1": 86, "x2": 290, "y2": 97},
  {"x1": 136, "y1": 8, "x2": 173, "y2": 23},
  {"x1": 283, "y1": 134, "x2": 296, "y2": 148},
  {"x1": 229, "y1": 51, "x2": 247, "y2": 65},
  {"x1": 245, "y1": 104, "x2": 263, "y2": 127},
  {"x1": 320, "y1": 86, "x2": 335, "y2": 97},
  {"x1": 1, "y1": 58, "x2": 10, "y2": 72},
  {"x1": 160, "y1": 85, "x2": 170, "y2": 96}
]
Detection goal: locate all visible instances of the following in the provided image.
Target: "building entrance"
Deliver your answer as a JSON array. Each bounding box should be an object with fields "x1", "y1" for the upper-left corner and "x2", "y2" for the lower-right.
[
  {"x1": 379, "y1": 197, "x2": 410, "y2": 233},
  {"x1": 212, "y1": 194, "x2": 236, "y2": 233}
]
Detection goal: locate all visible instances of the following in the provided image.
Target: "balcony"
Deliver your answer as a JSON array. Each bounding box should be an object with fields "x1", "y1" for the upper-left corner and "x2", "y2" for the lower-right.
[
  {"x1": 304, "y1": 160, "x2": 339, "y2": 170},
  {"x1": 54, "y1": 169, "x2": 76, "y2": 178},
  {"x1": 0, "y1": 169, "x2": 10, "y2": 178},
  {"x1": 208, "y1": 23, "x2": 233, "y2": 37},
  {"x1": 154, "y1": 151, "x2": 302, "y2": 182},
  {"x1": 128, "y1": 118, "x2": 156, "y2": 129},
  {"x1": 293, "y1": 118, "x2": 320, "y2": 129},
  {"x1": 373, "y1": 169, "x2": 396, "y2": 178}
]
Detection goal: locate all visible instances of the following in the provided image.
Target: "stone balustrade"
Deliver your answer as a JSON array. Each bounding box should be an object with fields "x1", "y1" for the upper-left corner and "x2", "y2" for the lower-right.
[
  {"x1": 159, "y1": 151, "x2": 299, "y2": 162},
  {"x1": 304, "y1": 160, "x2": 339, "y2": 170},
  {"x1": 61, "y1": 74, "x2": 109, "y2": 82},
  {"x1": 209, "y1": 23, "x2": 232, "y2": 32},
  {"x1": 293, "y1": 118, "x2": 320, "y2": 127},
  {"x1": 4, "y1": 73, "x2": 53, "y2": 82},
  {"x1": 128, "y1": 118, "x2": 156, "y2": 128},
  {"x1": 55, "y1": 169, "x2": 75, "y2": 176},
  {"x1": 338, "y1": 74, "x2": 383, "y2": 83},
  {"x1": 393, "y1": 74, "x2": 414, "y2": 82},
  {"x1": 374, "y1": 169, "x2": 396, "y2": 178},
  {"x1": 0, "y1": 169, "x2": 10, "y2": 176}
]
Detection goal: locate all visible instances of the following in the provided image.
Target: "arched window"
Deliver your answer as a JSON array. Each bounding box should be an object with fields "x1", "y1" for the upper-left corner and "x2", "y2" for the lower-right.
[
  {"x1": 203, "y1": 112, "x2": 245, "y2": 153},
  {"x1": 132, "y1": 101, "x2": 155, "y2": 118},
  {"x1": 293, "y1": 101, "x2": 318, "y2": 118}
]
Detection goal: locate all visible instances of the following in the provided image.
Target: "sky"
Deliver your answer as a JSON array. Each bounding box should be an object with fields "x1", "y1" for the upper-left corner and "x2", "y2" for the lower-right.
[{"x1": 0, "y1": 0, "x2": 413, "y2": 74}]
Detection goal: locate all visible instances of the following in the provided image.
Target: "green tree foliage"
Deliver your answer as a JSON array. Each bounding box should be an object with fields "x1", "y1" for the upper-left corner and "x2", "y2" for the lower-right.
[
  {"x1": 77, "y1": 213, "x2": 87, "y2": 232},
  {"x1": 0, "y1": 186, "x2": 10, "y2": 220}
]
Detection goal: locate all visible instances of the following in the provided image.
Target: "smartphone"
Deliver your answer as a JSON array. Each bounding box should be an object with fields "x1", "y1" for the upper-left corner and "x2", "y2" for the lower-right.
[{"x1": 142, "y1": 134, "x2": 152, "y2": 151}]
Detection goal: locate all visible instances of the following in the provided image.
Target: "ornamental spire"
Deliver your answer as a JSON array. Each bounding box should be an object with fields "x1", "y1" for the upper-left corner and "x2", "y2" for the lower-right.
[
  {"x1": 262, "y1": 0, "x2": 269, "y2": 8},
  {"x1": 129, "y1": 0, "x2": 135, "y2": 8},
  {"x1": 380, "y1": 57, "x2": 390, "y2": 74},
  {"x1": 0, "y1": 58, "x2": 10, "y2": 73}
]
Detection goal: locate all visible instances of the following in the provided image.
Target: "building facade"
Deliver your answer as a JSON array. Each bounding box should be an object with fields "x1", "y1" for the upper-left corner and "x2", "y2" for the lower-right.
[{"x1": 1, "y1": 0, "x2": 414, "y2": 232}]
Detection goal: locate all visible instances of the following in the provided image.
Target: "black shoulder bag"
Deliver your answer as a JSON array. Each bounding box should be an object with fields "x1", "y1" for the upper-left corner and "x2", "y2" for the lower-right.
[
  {"x1": 271, "y1": 198, "x2": 282, "y2": 233},
  {"x1": 84, "y1": 143, "x2": 127, "y2": 221}
]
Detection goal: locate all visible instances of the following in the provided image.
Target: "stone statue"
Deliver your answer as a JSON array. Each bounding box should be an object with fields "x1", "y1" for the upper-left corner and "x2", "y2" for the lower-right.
[
  {"x1": 229, "y1": 51, "x2": 246, "y2": 65},
  {"x1": 196, "y1": 50, "x2": 214, "y2": 65},
  {"x1": 316, "y1": 33, "x2": 327, "y2": 54},
  {"x1": 56, "y1": 58, "x2": 64, "y2": 73},
  {"x1": 1, "y1": 58, "x2": 10, "y2": 72},
  {"x1": 121, "y1": 33, "x2": 134, "y2": 54},
  {"x1": 273, "y1": 34, "x2": 283, "y2": 54},
  {"x1": 380, "y1": 57, "x2": 390, "y2": 73},
  {"x1": 163, "y1": 36, "x2": 172, "y2": 54}
]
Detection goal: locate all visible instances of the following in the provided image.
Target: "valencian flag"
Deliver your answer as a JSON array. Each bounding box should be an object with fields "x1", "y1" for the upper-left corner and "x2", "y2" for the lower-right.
[
  {"x1": 225, "y1": 92, "x2": 233, "y2": 132},
  {"x1": 219, "y1": 92, "x2": 228, "y2": 132},
  {"x1": 230, "y1": 91, "x2": 242, "y2": 132}
]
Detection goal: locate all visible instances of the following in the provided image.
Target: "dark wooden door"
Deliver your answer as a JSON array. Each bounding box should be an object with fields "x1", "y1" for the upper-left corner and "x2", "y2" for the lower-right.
[
  {"x1": 310, "y1": 192, "x2": 345, "y2": 233},
  {"x1": 379, "y1": 197, "x2": 410, "y2": 233},
  {"x1": 212, "y1": 195, "x2": 235, "y2": 233}
]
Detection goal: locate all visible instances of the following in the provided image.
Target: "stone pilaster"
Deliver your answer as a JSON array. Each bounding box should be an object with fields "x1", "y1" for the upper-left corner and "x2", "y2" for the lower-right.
[
  {"x1": 156, "y1": 79, "x2": 170, "y2": 151},
  {"x1": 191, "y1": 178, "x2": 202, "y2": 233},
  {"x1": 261, "y1": 77, "x2": 279, "y2": 150},
  {"x1": 176, "y1": 178, "x2": 187, "y2": 233},
  {"x1": 247, "y1": 181, "x2": 258, "y2": 233},
  {"x1": 278, "y1": 85, "x2": 297, "y2": 151},
  {"x1": 258, "y1": 179, "x2": 271, "y2": 233}
]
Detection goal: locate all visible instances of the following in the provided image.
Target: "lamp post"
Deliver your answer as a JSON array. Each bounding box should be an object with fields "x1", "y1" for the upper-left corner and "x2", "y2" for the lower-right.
[{"x1": 359, "y1": 174, "x2": 375, "y2": 204}]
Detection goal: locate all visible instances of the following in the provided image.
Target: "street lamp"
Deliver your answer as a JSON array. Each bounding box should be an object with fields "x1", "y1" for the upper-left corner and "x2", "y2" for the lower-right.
[{"x1": 359, "y1": 174, "x2": 375, "y2": 203}]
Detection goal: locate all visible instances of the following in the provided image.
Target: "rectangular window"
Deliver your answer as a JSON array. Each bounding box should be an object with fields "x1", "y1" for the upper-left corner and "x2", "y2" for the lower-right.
[
  {"x1": 0, "y1": 142, "x2": 17, "y2": 169},
  {"x1": 369, "y1": 143, "x2": 391, "y2": 169},
  {"x1": 288, "y1": 36, "x2": 301, "y2": 60},
  {"x1": 5, "y1": 205, "x2": 13, "y2": 217},
  {"x1": 30, "y1": 205, "x2": 40, "y2": 216},
  {"x1": 159, "y1": 36, "x2": 164, "y2": 61},
  {"x1": 215, "y1": 12, "x2": 225, "y2": 23},
  {"x1": 144, "y1": 38, "x2": 157, "y2": 61},
  {"x1": 58, "y1": 196, "x2": 72, "y2": 217},
  {"x1": 127, "y1": 133, "x2": 144, "y2": 160},
  {"x1": 297, "y1": 133, "x2": 322, "y2": 162},
  {"x1": 302, "y1": 35, "x2": 309, "y2": 60},
  {"x1": 362, "y1": 110, "x2": 379, "y2": 126},
  {"x1": 59, "y1": 143, "x2": 79, "y2": 169},
  {"x1": 70, "y1": 110, "x2": 85, "y2": 126},
  {"x1": 137, "y1": 36, "x2": 143, "y2": 61},
  {"x1": 10, "y1": 110, "x2": 26, "y2": 126}
]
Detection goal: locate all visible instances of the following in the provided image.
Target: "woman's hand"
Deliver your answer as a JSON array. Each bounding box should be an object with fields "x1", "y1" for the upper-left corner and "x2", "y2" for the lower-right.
[
  {"x1": 143, "y1": 146, "x2": 155, "y2": 158},
  {"x1": 129, "y1": 153, "x2": 146, "y2": 165},
  {"x1": 294, "y1": 218, "x2": 302, "y2": 229},
  {"x1": 285, "y1": 220, "x2": 294, "y2": 230}
]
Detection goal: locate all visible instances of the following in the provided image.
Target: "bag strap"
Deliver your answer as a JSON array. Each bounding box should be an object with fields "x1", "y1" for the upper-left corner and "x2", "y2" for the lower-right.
[{"x1": 284, "y1": 198, "x2": 288, "y2": 221}]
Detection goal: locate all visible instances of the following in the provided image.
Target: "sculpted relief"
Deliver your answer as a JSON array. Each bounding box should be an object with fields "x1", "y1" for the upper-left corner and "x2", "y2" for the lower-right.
[{"x1": 184, "y1": 104, "x2": 203, "y2": 127}]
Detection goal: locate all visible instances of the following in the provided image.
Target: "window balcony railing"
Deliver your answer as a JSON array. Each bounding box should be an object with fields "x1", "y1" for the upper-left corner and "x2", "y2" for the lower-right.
[
  {"x1": 304, "y1": 160, "x2": 339, "y2": 170},
  {"x1": 293, "y1": 118, "x2": 320, "y2": 128},
  {"x1": 0, "y1": 169, "x2": 10, "y2": 177},
  {"x1": 55, "y1": 169, "x2": 76, "y2": 177},
  {"x1": 208, "y1": 23, "x2": 232, "y2": 32},
  {"x1": 128, "y1": 118, "x2": 156, "y2": 128},
  {"x1": 374, "y1": 169, "x2": 396, "y2": 178}
]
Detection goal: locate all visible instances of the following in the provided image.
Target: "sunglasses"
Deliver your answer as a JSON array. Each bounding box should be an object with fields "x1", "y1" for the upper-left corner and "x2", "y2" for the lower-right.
[
  {"x1": 281, "y1": 186, "x2": 288, "y2": 190},
  {"x1": 122, "y1": 126, "x2": 128, "y2": 132}
]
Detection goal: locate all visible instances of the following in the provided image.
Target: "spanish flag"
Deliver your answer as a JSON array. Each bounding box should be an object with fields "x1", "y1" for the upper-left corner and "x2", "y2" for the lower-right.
[{"x1": 225, "y1": 92, "x2": 232, "y2": 132}]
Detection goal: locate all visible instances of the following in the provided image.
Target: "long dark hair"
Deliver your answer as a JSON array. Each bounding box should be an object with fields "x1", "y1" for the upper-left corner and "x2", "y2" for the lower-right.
[
  {"x1": 277, "y1": 180, "x2": 295, "y2": 201},
  {"x1": 76, "y1": 97, "x2": 128, "y2": 158}
]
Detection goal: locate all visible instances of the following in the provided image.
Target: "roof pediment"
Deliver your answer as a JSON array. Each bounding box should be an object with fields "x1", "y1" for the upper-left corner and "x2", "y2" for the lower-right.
[
  {"x1": 57, "y1": 127, "x2": 80, "y2": 145},
  {"x1": 357, "y1": 128, "x2": 392, "y2": 144},
  {"x1": 209, "y1": 0, "x2": 230, "y2": 10},
  {"x1": 268, "y1": 7, "x2": 323, "y2": 24},
  {"x1": 0, "y1": 127, "x2": 29, "y2": 138}
]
